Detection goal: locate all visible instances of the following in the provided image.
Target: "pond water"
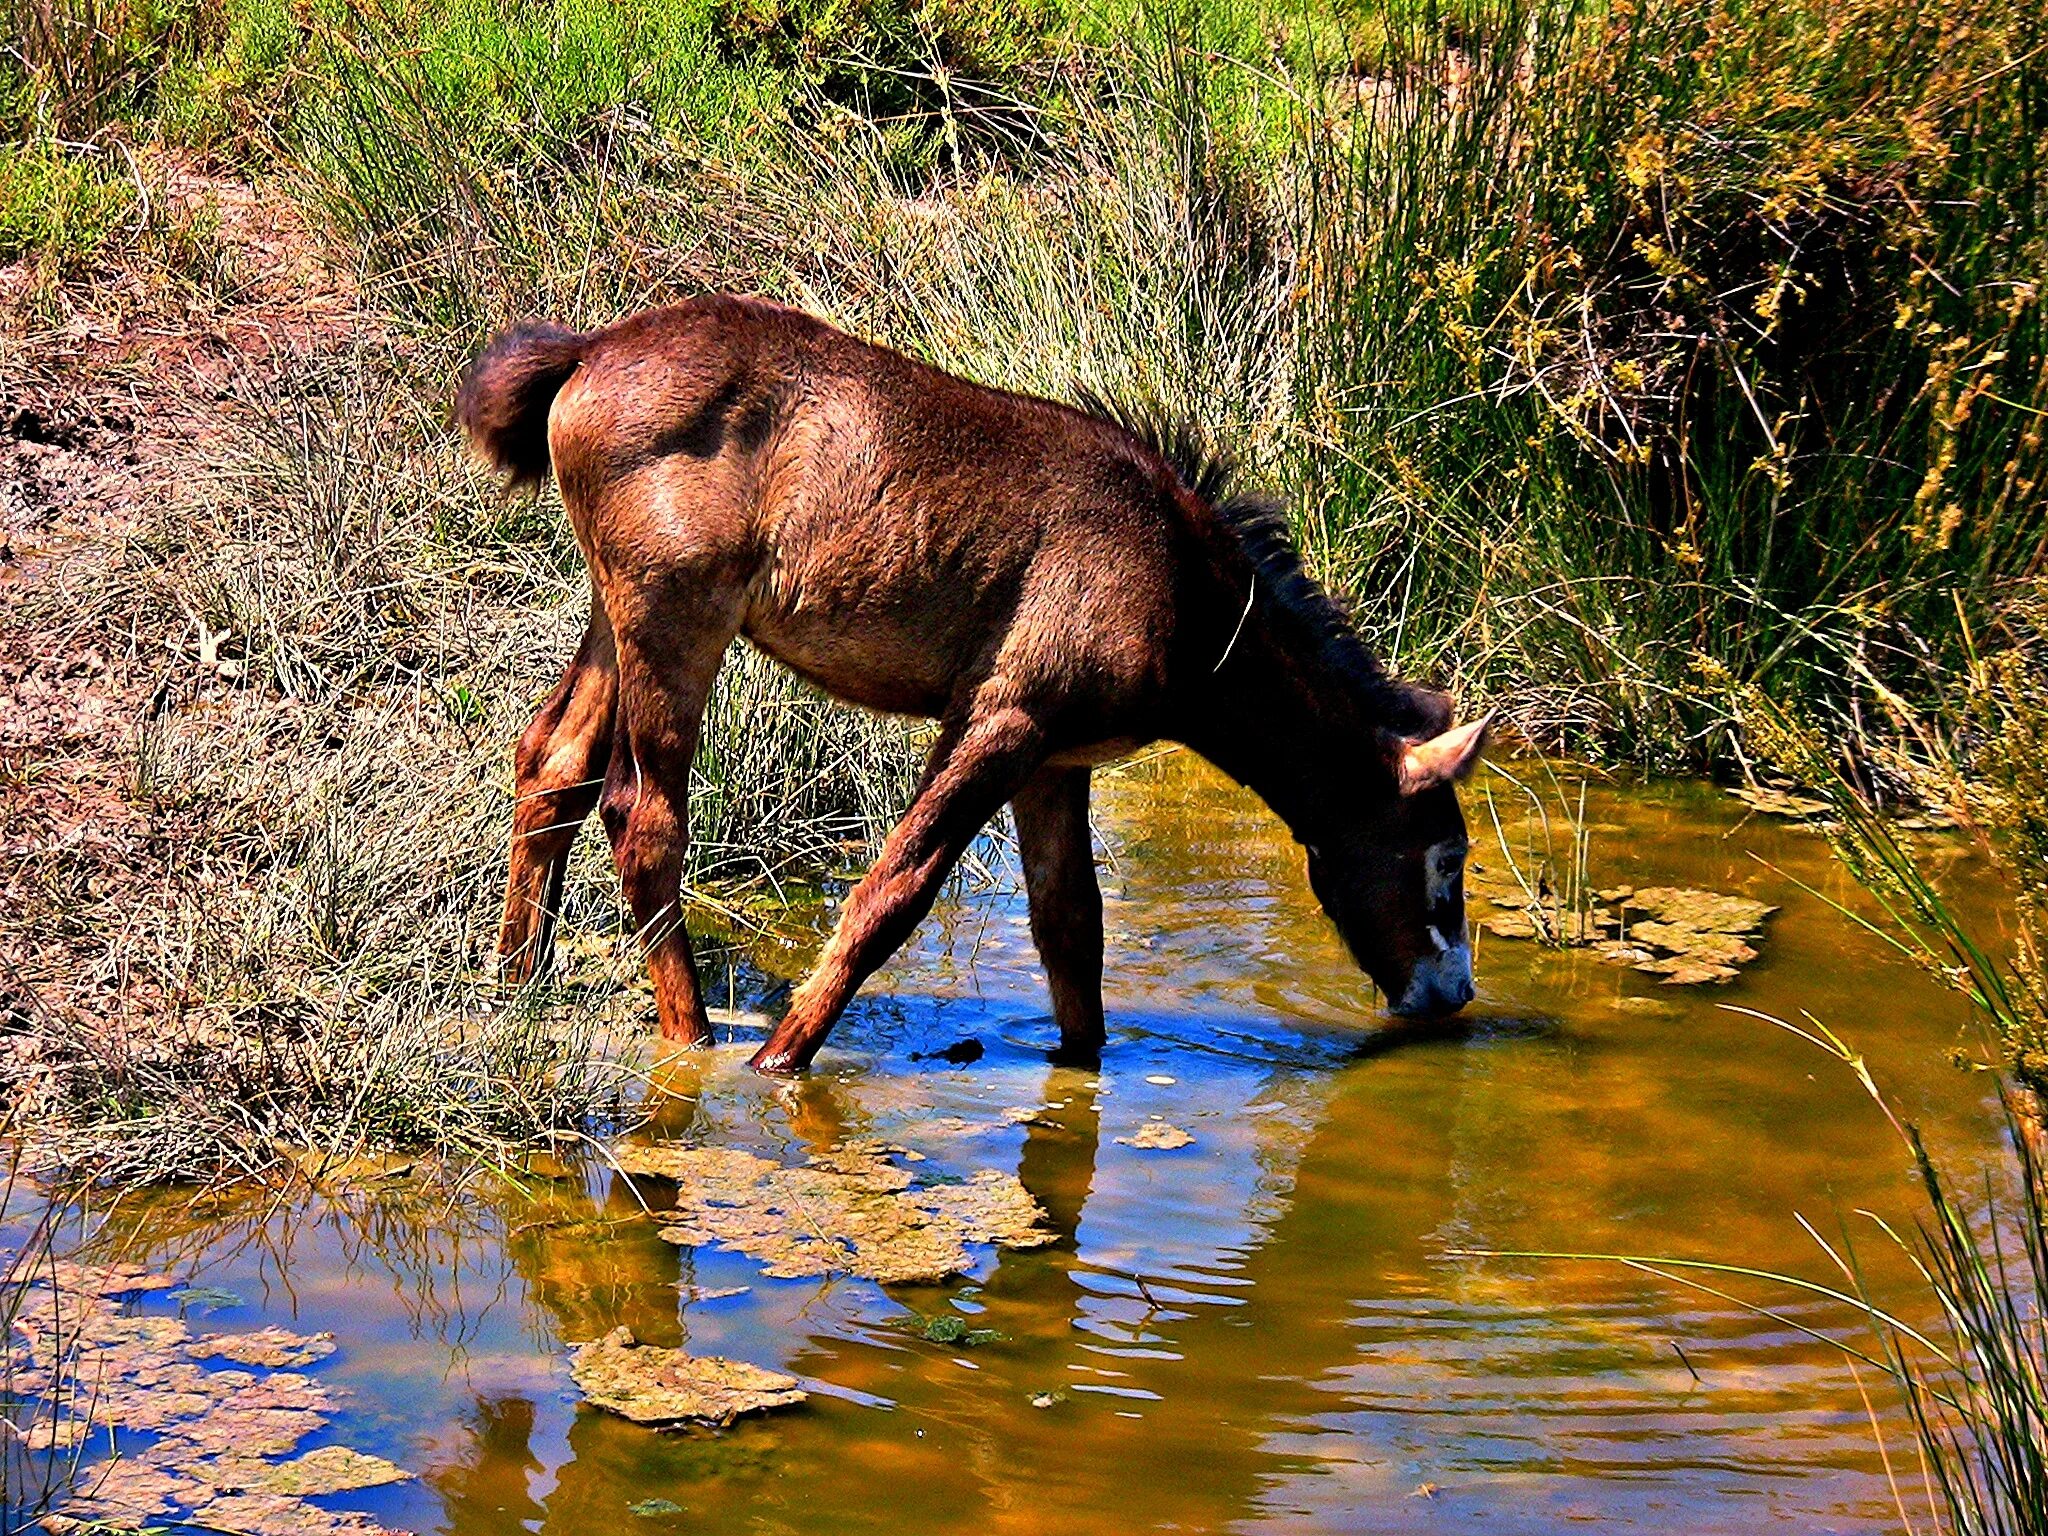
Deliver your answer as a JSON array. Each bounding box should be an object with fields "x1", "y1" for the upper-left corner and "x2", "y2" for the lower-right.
[{"x1": 21, "y1": 751, "x2": 2015, "y2": 1534}]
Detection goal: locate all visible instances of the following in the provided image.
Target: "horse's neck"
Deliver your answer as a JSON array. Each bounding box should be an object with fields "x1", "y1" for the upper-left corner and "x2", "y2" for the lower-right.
[{"x1": 1171, "y1": 612, "x2": 1346, "y2": 846}]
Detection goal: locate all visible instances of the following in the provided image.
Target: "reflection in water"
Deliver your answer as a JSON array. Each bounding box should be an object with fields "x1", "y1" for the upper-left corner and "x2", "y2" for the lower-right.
[
  {"x1": 504, "y1": 1179, "x2": 682, "y2": 1349},
  {"x1": 428, "y1": 1395, "x2": 546, "y2": 1534},
  {"x1": 45, "y1": 752, "x2": 2008, "y2": 1534},
  {"x1": 1013, "y1": 1068, "x2": 1100, "y2": 1244}
]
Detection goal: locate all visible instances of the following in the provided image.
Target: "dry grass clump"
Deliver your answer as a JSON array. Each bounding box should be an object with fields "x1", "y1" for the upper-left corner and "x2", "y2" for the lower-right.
[{"x1": 4, "y1": 343, "x2": 915, "y2": 1184}]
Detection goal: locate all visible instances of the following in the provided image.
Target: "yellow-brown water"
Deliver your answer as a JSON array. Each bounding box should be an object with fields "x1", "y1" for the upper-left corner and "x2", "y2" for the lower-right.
[{"x1": 35, "y1": 753, "x2": 2015, "y2": 1533}]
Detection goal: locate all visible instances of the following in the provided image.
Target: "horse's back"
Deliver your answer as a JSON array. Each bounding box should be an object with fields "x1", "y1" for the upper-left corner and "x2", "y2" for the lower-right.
[{"x1": 551, "y1": 296, "x2": 1185, "y2": 729}]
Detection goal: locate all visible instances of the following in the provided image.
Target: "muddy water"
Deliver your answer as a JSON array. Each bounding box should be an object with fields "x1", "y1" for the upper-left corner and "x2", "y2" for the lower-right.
[{"x1": 39, "y1": 752, "x2": 2014, "y2": 1533}]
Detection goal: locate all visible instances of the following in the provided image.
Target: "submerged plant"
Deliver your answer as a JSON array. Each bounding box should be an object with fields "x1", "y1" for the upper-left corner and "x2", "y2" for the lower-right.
[
  {"x1": 1466, "y1": 759, "x2": 1779, "y2": 982},
  {"x1": 896, "y1": 1310, "x2": 1007, "y2": 1347}
]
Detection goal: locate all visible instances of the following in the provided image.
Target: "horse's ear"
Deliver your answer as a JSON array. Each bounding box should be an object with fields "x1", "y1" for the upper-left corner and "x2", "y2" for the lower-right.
[{"x1": 1397, "y1": 716, "x2": 1491, "y2": 795}]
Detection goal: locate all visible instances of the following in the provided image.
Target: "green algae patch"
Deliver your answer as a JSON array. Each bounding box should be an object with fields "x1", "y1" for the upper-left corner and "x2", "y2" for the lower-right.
[
  {"x1": 612, "y1": 1140, "x2": 1057, "y2": 1285},
  {"x1": 1608, "y1": 886, "x2": 1777, "y2": 983},
  {"x1": 17, "y1": 1260, "x2": 412, "y2": 1536},
  {"x1": 571, "y1": 1326, "x2": 806, "y2": 1428},
  {"x1": 1474, "y1": 870, "x2": 1778, "y2": 986}
]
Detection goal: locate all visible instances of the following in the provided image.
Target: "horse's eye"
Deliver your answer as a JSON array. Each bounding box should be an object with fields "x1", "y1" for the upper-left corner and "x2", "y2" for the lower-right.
[{"x1": 1423, "y1": 839, "x2": 1467, "y2": 901}]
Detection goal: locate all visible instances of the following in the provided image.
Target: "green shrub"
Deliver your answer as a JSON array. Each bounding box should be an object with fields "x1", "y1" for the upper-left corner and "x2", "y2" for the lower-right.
[
  {"x1": 0, "y1": 142, "x2": 136, "y2": 267},
  {"x1": 706, "y1": 0, "x2": 1069, "y2": 169},
  {"x1": 1296, "y1": 0, "x2": 2046, "y2": 762},
  {"x1": 6, "y1": 0, "x2": 186, "y2": 138},
  {"x1": 152, "y1": 0, "x2": 303, "y2": 156}
]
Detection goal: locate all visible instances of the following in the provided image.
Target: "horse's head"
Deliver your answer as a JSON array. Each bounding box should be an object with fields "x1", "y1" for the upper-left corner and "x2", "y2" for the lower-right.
[{"x1": 1304, "y1": 714, "x2": 1490, "y2": 1019}]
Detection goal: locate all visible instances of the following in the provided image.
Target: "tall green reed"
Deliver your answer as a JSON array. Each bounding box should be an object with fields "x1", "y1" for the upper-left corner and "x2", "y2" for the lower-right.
[
  {"x1": 1457, "y1": 1008, "x2": 2048, "y2": 1536},
  {"x1": 1743, "y1": 580, "x2": 2048, "y2": 1093},
  {"x1": 1698, "y1": 587, "x2": 2048, "y2": 1533},
  {"x1": 1295, "y1": 0, "x2": 2047, "y2": 762}
]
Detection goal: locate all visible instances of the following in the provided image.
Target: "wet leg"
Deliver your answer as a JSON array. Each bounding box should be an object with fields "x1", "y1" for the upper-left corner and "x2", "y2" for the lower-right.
[
  {"x1": 749, "y1": 705, "x2": 1048, "y2": 1074},
  {"x1": 1013, "y1": 765, "x2": 1105, "y2": 1062},
  {"x1": 498, "y1": 609, "x2": 617, "y2": 984},
  {"x1": 602, "y1": 610, "x2": 740, "y2": 1047}
]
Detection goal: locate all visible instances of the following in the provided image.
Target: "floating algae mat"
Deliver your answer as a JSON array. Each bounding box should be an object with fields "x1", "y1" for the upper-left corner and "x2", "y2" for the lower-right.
[
  {"x1": 1473, "y1": 864, "x2": 1778, "y2": 985},
  {"x1": 15, "y1": 1262, "x2": 411, "y2": 1534},
  {"x1": 1115, "y1": 1119, "x2": 1196, "y2": 1150},
  {"x1": 611, "y1": 1138, "x2": 1057, "y2": 1285},
  {"x1": 570, "y1": 1327, "x2": 806, "y2": 1427},
  {"x1": 1728, "y1": 782, "x2": 1833, "y2": 821}
]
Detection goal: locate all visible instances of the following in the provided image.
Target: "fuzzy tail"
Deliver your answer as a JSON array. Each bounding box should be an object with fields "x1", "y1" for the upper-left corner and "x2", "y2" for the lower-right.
[{"x1": 455, "y1": 321, "x2": 590, "y2": 491}]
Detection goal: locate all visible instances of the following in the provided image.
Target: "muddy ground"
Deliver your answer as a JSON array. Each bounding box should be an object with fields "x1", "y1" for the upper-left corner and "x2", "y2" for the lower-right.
[{"x1": 1, "y1": 163, "x2": 381, "y2": 1039}]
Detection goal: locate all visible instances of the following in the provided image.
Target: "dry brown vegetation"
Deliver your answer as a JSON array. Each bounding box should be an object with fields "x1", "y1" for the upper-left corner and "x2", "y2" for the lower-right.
[{"x1": 1, "y1": 166, "x2": 915, "y2": 1183}]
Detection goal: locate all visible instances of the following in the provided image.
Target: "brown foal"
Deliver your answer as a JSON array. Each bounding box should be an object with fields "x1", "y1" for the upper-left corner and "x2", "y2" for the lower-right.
[{"x1": 458, "y1": 295, "x2": 1487, "y2": 1076}]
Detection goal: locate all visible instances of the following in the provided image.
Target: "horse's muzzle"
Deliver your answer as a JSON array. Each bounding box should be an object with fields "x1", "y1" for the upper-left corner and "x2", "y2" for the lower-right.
[{"x1": 1391, "y1": 940, "x2": 1476, "y2": 1017}]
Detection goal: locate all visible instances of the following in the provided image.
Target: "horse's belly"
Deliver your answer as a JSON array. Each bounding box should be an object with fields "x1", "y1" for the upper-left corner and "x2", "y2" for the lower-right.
[
  {"x1": 1044, "y1": 737, "x2": 1146, "y2": 768},
  {"x1": 739, "y1": 617, "x2": 954, "y2": 718},
  {"x1": 739, "y1": 522, "x2": 1021, "y2": 716}
]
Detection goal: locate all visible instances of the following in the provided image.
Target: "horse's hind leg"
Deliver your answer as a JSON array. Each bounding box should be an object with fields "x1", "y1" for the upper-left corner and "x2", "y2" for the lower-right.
[
  {"x1": 1013, "y1": 765, "x2": 1105, "y2": 1063},
  {"x1": 601, "y1": 596, "x2": 743, "y2": 1047},
  {"x1": 499, "y1": 606, "x2": 618, "y2": 985}
]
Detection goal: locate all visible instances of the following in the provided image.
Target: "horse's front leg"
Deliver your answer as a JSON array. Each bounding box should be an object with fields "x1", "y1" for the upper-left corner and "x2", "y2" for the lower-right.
[
  {"x1": 749, "y1": 704, "x2": 1047, "y2": 1075},
  {"x1": 1012, "y1": 764, "x2": 1105, "y2": 1062}
]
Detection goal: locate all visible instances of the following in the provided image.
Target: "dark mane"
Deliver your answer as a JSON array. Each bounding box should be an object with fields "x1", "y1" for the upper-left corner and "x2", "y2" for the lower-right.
[
  {"x1": 1074, "y1": 389, "x2": 1449, "y2": 737},
  {"x1": 1073, "y1": 386, "x2": 1239, "y2": 505}
]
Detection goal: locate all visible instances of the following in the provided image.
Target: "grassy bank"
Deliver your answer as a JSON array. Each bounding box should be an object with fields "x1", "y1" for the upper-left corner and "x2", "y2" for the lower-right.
[
  {"x1": 328, "y1": 0, "x2": 2048, "y2": 765},
  {"x1": 3, "y1": 311, "x2": 920, "y2": 1181},
  {"x1": 15, "y1": 0, "x2": 2040, "y2": 761}
]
